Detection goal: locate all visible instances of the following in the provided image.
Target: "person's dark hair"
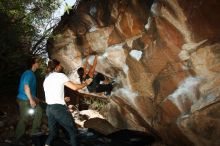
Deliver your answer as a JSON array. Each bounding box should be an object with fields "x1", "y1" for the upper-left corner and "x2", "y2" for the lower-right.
[
  {"x1": 96, "y1": 73, "x2": 105, "y2": 81},
  {"x1": 47, "y1": 59, "x2": 60, "y2": 73},
  {"x1": 27, "y1": 57, "x2": 39, "y2": 69},
  {"x1": 77, "y1": 67, "x2": 84, "y2": 83}
]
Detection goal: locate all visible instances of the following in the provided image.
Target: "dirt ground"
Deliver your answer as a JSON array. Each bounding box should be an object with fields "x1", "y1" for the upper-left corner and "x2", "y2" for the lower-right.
[
  {"x1": 0, "y1": 95, "x2": 18, "y2": 141},
  {"x1": 0, "y1": 95, "x2": 48, "y2": 145}
]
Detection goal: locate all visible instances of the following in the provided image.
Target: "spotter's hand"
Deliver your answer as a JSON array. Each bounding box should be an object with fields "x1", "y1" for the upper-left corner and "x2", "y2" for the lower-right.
[{"x1": 85, "y1": 78, "x2": 93, "y2": 85}]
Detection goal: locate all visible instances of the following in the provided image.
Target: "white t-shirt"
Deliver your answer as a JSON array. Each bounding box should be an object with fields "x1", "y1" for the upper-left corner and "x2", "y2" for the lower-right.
[{"x1": 43, "y1": 72, "x2": 69, "y2": 105}]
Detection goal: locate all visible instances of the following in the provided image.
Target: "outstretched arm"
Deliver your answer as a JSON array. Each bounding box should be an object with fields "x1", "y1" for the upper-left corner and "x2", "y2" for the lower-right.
[
  {"x1": 64, "y1": 78, "x2": 93, "y2": 90},
  {"x1": 88, "y1": 55, "x2": 97, "y2": 78}
]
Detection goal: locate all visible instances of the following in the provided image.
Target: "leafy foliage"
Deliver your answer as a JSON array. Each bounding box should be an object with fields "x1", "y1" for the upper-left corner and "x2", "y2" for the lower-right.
[
  {"x1": 83, "y1": 98, "x2": 109, "y2": 111},
  {"x1": 64, "y1": 2, "x2": 73, "y2": 14}
]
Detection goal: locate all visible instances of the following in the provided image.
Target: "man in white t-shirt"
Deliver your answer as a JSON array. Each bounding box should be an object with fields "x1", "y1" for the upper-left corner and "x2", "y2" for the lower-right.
[{"x1": 43, "y1": 59, "x2": 92, "y2": 146}]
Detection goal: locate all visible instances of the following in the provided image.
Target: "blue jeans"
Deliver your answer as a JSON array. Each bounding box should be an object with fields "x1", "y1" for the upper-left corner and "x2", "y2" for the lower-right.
[{"x1": 45, "y1": 104, "x2": 77, "y2": 146}]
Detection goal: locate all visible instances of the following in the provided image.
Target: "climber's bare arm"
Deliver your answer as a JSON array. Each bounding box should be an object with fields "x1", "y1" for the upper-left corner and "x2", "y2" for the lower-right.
[
  {"x1": 83, "y1": 56, "x2": 89, "y2": 77},
  {"x1": 88, "y1": 55, "x2": 97, "y2": 78}
]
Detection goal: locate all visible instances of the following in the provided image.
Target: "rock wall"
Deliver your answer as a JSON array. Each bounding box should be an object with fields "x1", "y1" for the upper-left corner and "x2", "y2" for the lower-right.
[{"x1": 47, "y1": 0, "x2": 220, "y2": 145}]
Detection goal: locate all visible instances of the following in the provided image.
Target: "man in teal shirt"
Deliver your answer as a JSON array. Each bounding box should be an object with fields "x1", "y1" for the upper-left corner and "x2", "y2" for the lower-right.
[
  {"x1": 17, "y1": 69, "x2": 37, "y2": 101},
  {"x1": 15, "y1": 57, "x2": 43, "y2": 143}
]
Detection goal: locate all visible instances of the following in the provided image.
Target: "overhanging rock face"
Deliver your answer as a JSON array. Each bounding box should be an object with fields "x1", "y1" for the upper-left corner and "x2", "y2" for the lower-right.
[{"x1": 47, "y1": 0, "x2": 220, "y2": 145}]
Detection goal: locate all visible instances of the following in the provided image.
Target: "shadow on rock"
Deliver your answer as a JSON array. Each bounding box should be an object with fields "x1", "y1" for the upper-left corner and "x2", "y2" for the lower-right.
[{"x1": 107, "y1": 129, "x2": 155, "y2": 146}]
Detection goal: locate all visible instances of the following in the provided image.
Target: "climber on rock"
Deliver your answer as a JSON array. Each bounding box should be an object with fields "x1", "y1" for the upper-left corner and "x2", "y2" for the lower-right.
[{"x1": 77, "y1": 55, "x2": 114, "y2": 96}]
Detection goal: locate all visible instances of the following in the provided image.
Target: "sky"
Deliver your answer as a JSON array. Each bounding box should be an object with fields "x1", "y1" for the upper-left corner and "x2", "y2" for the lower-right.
[{"x1": 39, "y1": 0, "x2": 76, "y2": 33}]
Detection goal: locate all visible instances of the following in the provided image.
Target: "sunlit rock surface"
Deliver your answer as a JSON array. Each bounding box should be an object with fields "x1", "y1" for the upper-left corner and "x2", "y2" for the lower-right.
[{"x1": 47, "y1": 0, "x2": 220, "y2": 145}]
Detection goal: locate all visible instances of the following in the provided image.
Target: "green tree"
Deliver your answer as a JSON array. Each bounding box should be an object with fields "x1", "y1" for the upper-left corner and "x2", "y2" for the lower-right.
[{"x1": 0, "y1": 0, "x2": 61, "y2": 95}]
